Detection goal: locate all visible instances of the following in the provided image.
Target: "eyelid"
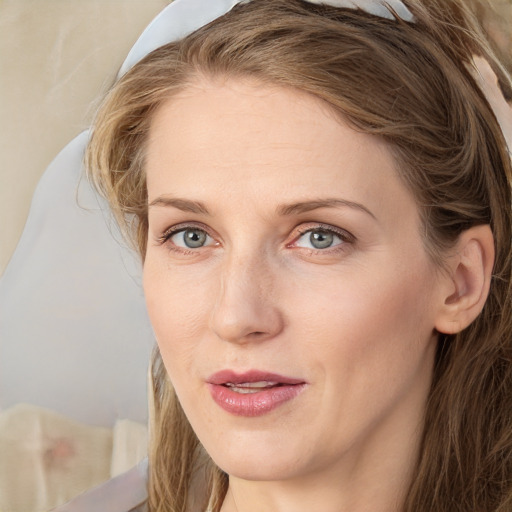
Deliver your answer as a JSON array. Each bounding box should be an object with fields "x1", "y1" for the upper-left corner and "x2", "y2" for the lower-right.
[
  {"x1": 292, "y1": 223, "x2": 355, "y2": 242},
  {"x1": 157, "y1": 222, "x2": 216, "y2": 246},
  {"x1": 288, "y1": 223, "x2": 356, "y2": 251}
]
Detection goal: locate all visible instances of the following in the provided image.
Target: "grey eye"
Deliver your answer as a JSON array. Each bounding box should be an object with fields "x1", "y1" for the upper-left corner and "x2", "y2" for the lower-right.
[
  {"x1": 310, "y1": 231, "x2": 335, "y2": 249},
  {"x1": 173, "y1": 228, "x2": 209, "y2": 248}
]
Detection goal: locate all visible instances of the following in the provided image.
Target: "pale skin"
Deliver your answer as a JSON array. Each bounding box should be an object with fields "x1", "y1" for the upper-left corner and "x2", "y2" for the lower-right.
[{"x1": 143, "y1": 77, "x2": 494, "y2": 512}]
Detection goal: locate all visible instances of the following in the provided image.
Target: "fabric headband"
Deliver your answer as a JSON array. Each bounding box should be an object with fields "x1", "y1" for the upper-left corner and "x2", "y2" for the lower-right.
[
  {"x1": 117, "y1": 0, "x2": 511, "y2": 152},
  {"x1": 118, "y1": 0, "x2": 414, "y2": 77}
]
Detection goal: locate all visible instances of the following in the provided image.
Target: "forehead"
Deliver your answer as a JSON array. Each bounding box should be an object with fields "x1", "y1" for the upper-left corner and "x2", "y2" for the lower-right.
[{"x1": 145, "y1": 78, "x2": 416, "y2": 223}]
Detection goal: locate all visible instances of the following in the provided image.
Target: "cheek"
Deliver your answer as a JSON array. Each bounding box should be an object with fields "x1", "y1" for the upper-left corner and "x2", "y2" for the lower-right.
[
  {"x1": 143, "y1": 259, "x2": 215, "y2": 369},
  {"x1": 281, "y1": 265, "x2": 438, "y2": 455},
  {"x1": 293, "y1": 256, "x2": 434, "y2": 335},
  {"x1": 288, "y1": 256, "x2": 438, "y2": 389}
]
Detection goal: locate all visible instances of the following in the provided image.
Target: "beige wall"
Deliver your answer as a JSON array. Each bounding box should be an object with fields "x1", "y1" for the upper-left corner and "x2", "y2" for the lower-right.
[{"x1": 0, "y1": 0, "x2": 169, "y2": 276}]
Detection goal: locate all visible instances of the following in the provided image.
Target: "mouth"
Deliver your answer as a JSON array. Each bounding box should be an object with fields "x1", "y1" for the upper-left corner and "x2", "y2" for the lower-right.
[
  {"x1": 222, "y1": 381, "x2": 285, "y2": 394},
  {"x1": 206, "y1": 370, "x2": 306, "y2": 417}
]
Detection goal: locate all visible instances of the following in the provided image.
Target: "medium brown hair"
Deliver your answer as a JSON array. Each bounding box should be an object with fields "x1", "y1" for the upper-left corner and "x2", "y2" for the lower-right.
[{"x1": 86, "y1": 1, "x2": 512, "y2": 510}]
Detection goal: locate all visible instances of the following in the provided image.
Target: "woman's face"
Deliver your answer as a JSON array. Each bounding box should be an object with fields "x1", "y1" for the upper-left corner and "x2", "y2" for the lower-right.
[{"x1": 143, "y1": 78, "x2": 442, "y2": 482}]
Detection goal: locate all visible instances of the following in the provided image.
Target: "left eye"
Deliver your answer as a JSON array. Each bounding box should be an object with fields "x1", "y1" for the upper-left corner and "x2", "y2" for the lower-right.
[
  {"x1": 170, "y1": 228, "x2": 214, "y2": 249},
  {"x1": 294, "y1": 229, "x2": 344, "y2": 250}
]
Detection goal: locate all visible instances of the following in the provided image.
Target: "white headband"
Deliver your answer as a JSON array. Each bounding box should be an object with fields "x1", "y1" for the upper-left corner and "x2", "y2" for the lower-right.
[{"x1": 118, "y1": 0, "x2": 414, "y2": 77}]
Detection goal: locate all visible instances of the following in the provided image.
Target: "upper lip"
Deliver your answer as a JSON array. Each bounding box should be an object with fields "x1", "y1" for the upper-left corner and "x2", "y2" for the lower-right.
[{"x1": 207, "y1": 369, "x2": 305, "y2": 386}]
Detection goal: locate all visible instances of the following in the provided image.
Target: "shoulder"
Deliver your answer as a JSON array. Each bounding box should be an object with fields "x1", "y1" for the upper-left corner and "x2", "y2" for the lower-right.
[{"x1": 50, "y1": 458, "x2": 148, "y2": 512}]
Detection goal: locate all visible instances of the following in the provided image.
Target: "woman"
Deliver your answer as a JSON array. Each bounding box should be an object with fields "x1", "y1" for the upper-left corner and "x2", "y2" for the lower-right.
[{"x1": 69, "y1": 0, "x2": 512, "y2": 510}]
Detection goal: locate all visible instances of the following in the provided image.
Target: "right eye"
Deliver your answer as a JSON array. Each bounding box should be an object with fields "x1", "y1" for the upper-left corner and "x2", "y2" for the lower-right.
[{"x1": 167, "y1": 227, "x2": 215, "y2": 249}]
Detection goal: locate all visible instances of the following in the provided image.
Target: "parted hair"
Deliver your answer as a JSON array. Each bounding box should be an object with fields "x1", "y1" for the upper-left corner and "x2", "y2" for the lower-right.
[{"x1": 86, "y1": 1, "x2": 512, "y2": 511}]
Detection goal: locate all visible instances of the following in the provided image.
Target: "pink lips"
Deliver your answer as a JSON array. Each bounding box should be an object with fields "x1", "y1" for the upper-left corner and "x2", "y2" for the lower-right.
[{"x1": 207, "y1": 370, "x2": 306, "y2": 417}]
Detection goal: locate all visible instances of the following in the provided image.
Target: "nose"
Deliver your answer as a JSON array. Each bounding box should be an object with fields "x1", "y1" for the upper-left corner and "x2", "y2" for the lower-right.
[{"x1": 209, "y1": 252, "x2": 284, "y2": 344}]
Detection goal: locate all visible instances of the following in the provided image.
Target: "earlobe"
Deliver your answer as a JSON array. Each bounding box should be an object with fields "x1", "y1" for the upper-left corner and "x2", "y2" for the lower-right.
[{"x1": 434, "y1": 225, "x2": 495, "y2": 335}]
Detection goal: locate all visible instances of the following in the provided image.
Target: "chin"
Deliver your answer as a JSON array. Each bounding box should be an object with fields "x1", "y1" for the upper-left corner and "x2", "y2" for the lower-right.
[
  {"x1": 214, "y1": 456, "x2": 304, "y2": 482},
  {"x1": 201, "y1": 428, "x2": 314, "y2": 482}
]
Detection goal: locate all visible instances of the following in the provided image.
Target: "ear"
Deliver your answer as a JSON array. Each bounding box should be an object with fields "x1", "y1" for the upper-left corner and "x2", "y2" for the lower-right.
[{"x1": 435, "y1": 225, "x2": 495, "y2": 335}]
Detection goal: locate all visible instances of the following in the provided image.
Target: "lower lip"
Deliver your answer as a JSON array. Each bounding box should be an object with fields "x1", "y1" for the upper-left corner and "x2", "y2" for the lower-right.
[{"x1": 207, "y1": 383, "x2": 306, "y2": 417}]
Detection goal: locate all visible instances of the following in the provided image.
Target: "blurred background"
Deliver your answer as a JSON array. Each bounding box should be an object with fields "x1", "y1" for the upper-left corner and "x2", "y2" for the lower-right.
[
  {"x1": 0, "y1": 0, "x2": 171, "y2": 276},
  {"x1": 0, "y1": 1, "x2": 169, "y2": 510}
]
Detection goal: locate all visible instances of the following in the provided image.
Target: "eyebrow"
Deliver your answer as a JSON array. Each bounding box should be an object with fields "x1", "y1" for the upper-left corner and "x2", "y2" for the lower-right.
[
  {"x1": 148, "y1": 196, "x2": 376, "y2": 220},
  {"x1": 148, "y1": 196, "x2": 210, "y2": 215},
  {"x1": 277, "y1": 198, "x2": 376, "y2": 220}
]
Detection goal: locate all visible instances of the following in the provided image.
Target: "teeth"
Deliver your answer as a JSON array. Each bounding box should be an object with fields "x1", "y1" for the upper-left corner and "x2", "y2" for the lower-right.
[
  {"x1": 229, "y1": 386, "x2": 263, "y2": 394},
  {"x1": 226, "y1": 381, "x2": 278, "y2": 388},
  {"x1": 225, "y1": 381, "x2": 278, "y2": 393}
]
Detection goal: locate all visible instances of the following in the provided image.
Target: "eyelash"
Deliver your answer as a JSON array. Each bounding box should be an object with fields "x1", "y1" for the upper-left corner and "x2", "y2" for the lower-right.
[
  {"x1": 156, "y1": 222, "x2": 355, "y2": 255},
  {"x1": 157, "y1": 222, "x2": 216, "y2": 254},
  {"x1": 291, "y1": 223, "x2": 355, "y2": 254}
]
